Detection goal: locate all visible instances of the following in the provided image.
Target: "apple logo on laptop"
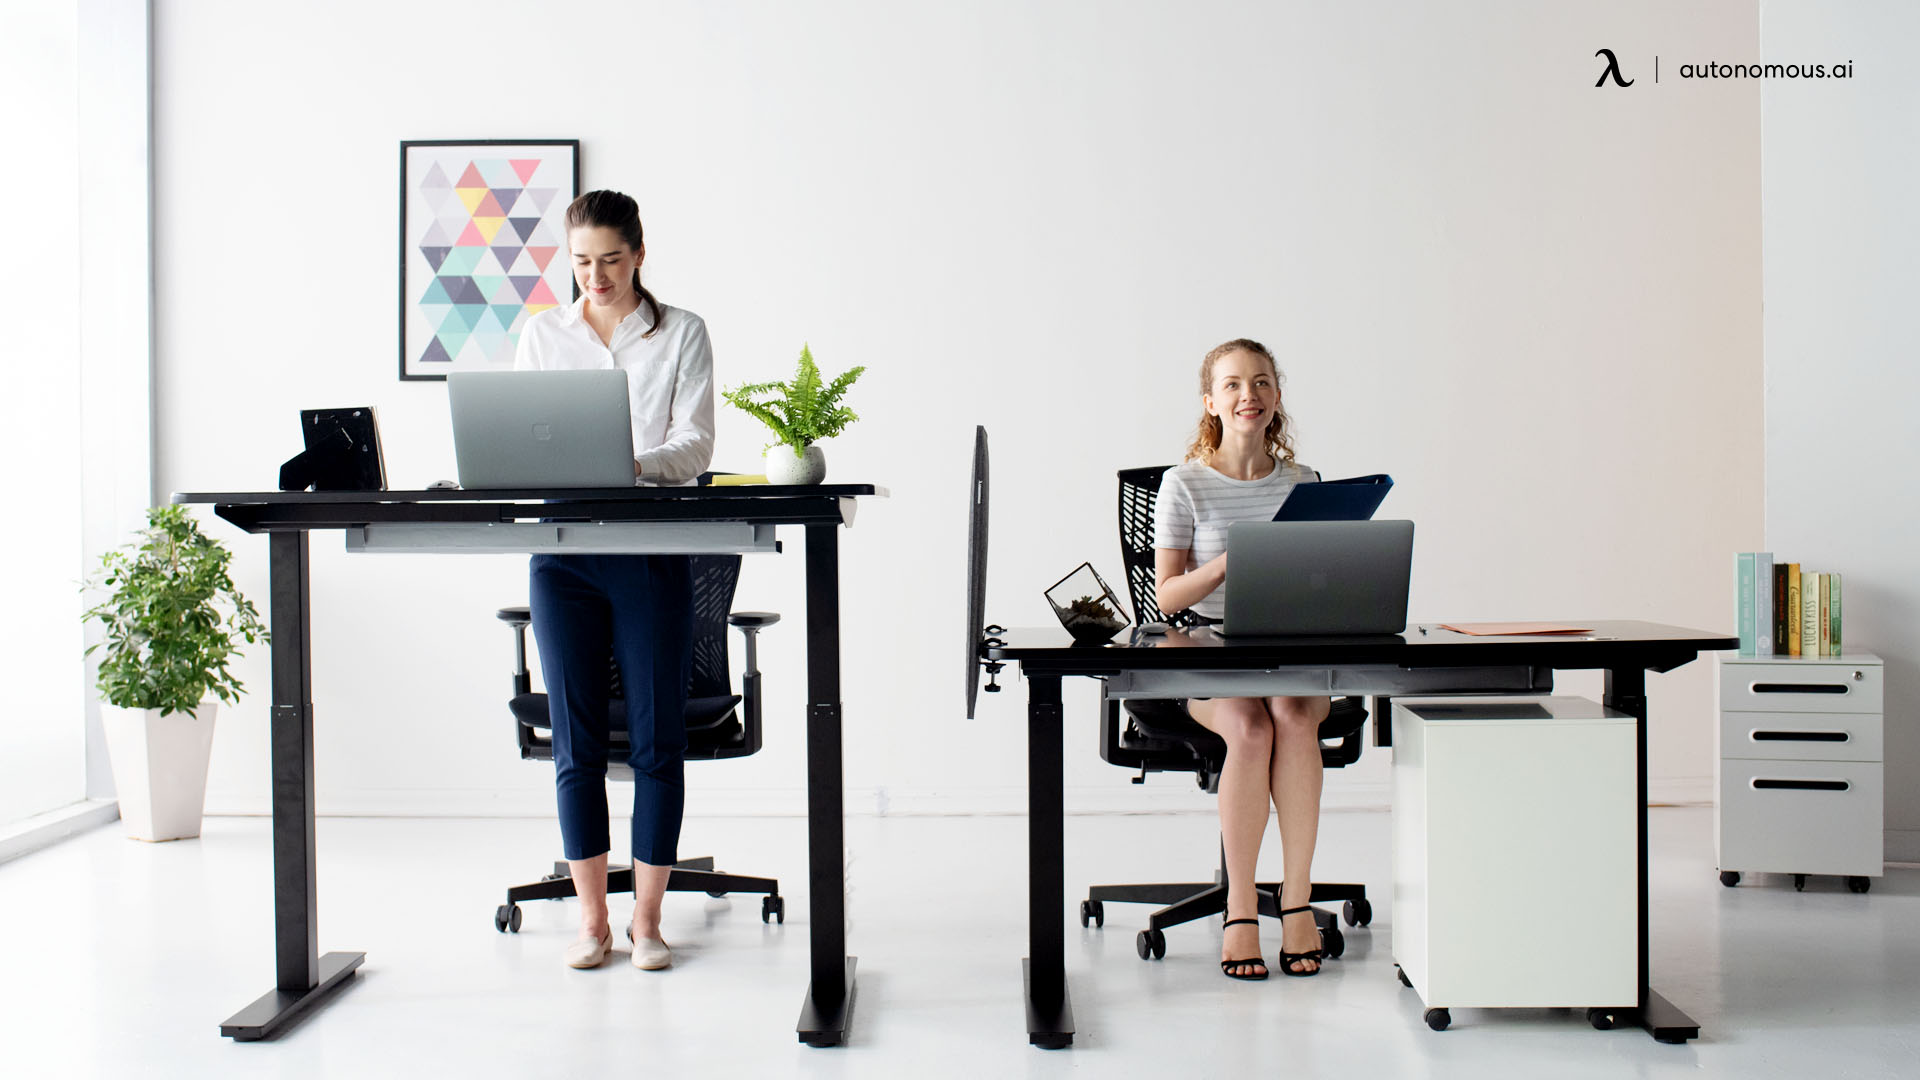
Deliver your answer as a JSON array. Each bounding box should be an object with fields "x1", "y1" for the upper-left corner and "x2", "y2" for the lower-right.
[{"x1": 532, "y1": 423, "x2": 552, "y2": 441}]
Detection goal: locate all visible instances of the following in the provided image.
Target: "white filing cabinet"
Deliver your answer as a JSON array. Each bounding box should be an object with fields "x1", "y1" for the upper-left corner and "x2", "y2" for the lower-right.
[
  {"x1": 1716, "y1": 653, "x2": 1883, "y2": 892},
  {"x1": 1392, "y1": 697, "x2": 1637, "y2": 1032}
]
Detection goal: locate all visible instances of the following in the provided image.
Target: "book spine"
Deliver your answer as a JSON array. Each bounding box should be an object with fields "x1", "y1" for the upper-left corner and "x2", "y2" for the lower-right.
[
  {"x1": 1801, "y1": 568, "x2": 1820, "y2": 658},
  {"x1": 1819, "y1": 572, "x2": 1832, "y2": 656},
  {"x1": 1737, "y1": 553, "x2": 1755, "y2": 655},
  {"x1": 1820, "y1": 572, "x2": 1835, "y2": 657},
  {"x1": 1773, "y1": 562, "x2": 1790, "y2": 654},
  {"x1": 1754, "y1": 553, "x2": 1773, "y2": 655},
  {"x1": 1787, "y1": 563, "x2": 1802, "y2": 656}
]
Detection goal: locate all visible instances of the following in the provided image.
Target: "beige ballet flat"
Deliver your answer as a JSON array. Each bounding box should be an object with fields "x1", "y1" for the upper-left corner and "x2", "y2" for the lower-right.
[
  {"x1": 564, "y1": 930, "x2": 613, "y2": 969},
  {"x1": 626, "y1": 926, "x2": 673, "y2": 970}
]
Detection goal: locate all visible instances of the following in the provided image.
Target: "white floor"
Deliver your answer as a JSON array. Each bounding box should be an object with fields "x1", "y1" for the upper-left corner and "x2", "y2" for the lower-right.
[{"x1": 0, "y1": 807, "x2": 1914, "y2": 1078}]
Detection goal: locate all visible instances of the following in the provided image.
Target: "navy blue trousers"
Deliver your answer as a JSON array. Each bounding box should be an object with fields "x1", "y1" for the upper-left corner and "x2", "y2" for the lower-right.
[{"x1": 529, "y1": 553, "x2": 693, "y2": 866}]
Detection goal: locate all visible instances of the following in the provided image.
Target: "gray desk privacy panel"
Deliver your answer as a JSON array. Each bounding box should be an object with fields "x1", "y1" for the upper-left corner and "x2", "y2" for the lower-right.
[
  {"x1": 174, "y1": 485, "x2": 884, "y2": 1047},
  {"x1": 982, "y1": 621, "x2": 1735, "y2": 1048}
]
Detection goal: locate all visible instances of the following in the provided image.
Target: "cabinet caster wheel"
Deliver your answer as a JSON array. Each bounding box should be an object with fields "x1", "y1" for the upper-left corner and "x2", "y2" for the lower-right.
[
  {"x1": 494, "y1": 903, "x2": 521, "y2": 933},
  {"x1": 1080, "y1": 899, "x2": 1104, "y2": 928},
  {"x1": 1344, "y1": 898, "x2": 1372, "y2": 927},
  {"x1": 1847, "y1": 876, "x2": 1871, "y2": 894},
  {"x1": 1395, "y1": 965, "x2": 1412, "y2": 988},
  {"x1": 762, "y1": 895, "x2": 785, "y2": 924},
  {"x1": 1135, "y1": 928, "x2": 1166, "y2": 960},
  {"x1": 1425, "y1": 1008, "x2": 1451, "y2": 1031},
  {"x1": 706, "y1": 890, "x2": 728, "y2": 898},
  {"x1": 1587, "y1": 1007, "x2": 1617, "y2": 1030},
  {"x1": 1793, "y1": 873, "x2": 1807, "y2": 892},
  {"x1": 1322, "y1": 924, "x2": 1345, "y2": 959},
  {"x1": 1719, "y1": 870, "x2": 1740, "y2": 887}
]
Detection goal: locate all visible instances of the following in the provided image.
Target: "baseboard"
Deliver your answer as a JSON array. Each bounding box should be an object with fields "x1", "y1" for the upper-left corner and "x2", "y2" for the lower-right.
[
  {"x1": 0, "y1": 799, "x2": 120, "y2": 865},
  {"x1": 1648, "y1": 776, "x2": 1713, "y2": 807}
]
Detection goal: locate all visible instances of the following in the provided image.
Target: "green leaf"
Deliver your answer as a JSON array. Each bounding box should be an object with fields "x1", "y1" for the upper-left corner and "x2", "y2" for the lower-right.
[{"x1": 720, "y1": 344, "x2": 866, "y2": 454}]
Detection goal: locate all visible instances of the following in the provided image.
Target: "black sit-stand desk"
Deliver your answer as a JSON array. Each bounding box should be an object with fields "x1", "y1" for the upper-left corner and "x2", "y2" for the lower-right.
[
  {"x1": 983, "y1": 620, "x2": 1735, "y2": 1048},
  {"x1": 173, "y1": 485, "x2": 884, "y2": 1046}
]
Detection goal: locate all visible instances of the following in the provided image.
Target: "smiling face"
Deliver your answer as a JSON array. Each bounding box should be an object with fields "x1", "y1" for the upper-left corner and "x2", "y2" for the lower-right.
[
  {"x1": 1202, "y1": 347, "x2": 1280, "y2": 438},
  {"x1": 569, "y1": 225, "x2": 644, "y2": 311}
]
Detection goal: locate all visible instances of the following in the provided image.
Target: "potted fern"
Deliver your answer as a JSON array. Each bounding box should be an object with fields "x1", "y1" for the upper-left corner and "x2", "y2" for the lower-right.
[
  {"x1": 81, "y1": 505, "x2": 266, "y2": 841},
  {"x1": 721, "y1": 344, "x2": 865, "y2": 485}
]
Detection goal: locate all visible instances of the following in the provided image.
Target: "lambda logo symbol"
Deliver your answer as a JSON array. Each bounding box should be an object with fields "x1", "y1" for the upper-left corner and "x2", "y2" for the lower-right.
[{"x1": 1595, "y1": 48, "x2": 1634, "y2": 87}]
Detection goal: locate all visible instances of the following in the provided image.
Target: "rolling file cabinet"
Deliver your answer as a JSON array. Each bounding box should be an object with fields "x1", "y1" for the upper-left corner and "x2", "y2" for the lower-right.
[
  {"x1": 1391, "y1": 697, "x2": 1637, "y2": 1032},
  {"x1": 1716, "y1": 653, "x2": 1883, "y2": 892}
]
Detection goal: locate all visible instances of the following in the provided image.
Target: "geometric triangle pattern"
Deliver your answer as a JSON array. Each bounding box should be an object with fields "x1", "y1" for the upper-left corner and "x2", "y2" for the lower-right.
[{"x1": 406, "y1": 147, "x2": 576, "y2": 374}]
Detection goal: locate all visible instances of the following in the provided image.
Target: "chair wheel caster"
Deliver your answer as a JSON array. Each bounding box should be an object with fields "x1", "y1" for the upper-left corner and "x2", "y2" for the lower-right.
[
  {"x1": 1847, "y1": 876, "x2": 1871, "y2": 894},
  {"x1": 762, "y1": 895, "x2": 785, "y2": 924},
  {"x1": 1343, "y1": 898, "x2": 1372, "y2": 927},
  {"x1": 707, "y1": 891, "x2": 728, "y2": 898},
  {"x1": 1135, "y1": 928, "x2": 1166, "y2": 960},
  {"x1": 1322, "y1": 924, "x2": 1345, "y2": 959},
  {"x1": 494, "y1": 903, "x2": 521, "y2": 933},
  {"x1": 1396, "y1": 965, "x2": 1412, "y2": 988},
  {"x1": 1719, "y1": 870, "x2": 1740, "y2": 887},
  {"x1": 1793, "y1": 873, "x2": 1807, "y2": 892},
  {"x1": 1425, "y1": 1007, "x2": 1451, "y2": 1031},
  {"x1": 1080, "y1": 899, "x2": 1104, "y2": 928},
  {"x1": 1587, "y1": 1007, "x2": 1617, "y2": 1030}
]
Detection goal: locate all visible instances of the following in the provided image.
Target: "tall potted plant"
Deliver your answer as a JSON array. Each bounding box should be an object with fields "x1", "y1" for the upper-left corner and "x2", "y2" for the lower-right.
[
  {"x1": 81, "y1": 505, "x2": 266, "y2": 841},
  {"x1": 721, "y1": 344, "x2": 865, "y2": 485}
]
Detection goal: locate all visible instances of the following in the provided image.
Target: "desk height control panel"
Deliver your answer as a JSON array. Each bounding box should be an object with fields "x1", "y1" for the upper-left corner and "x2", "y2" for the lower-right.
[{"x1": 1715, "y1": 652, "x2": 1884, "y2": 893}]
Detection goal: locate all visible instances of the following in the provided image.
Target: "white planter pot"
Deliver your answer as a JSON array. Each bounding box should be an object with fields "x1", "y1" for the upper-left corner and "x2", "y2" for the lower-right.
[
  {"x1": 100, "y1": 701, "x2": 218, "y2": 842},
  {"x1": 765, "y1": 444, "x2": 826, "y2": 485}
]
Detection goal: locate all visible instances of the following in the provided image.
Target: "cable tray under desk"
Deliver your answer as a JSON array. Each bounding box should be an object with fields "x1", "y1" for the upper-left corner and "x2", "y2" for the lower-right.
[
  {"x1": 344, "y1": 521, "x2": 781, "y2": 555},
  {"x1": 1103, "y1": 664, "x2": 1550, "y2": 700}
]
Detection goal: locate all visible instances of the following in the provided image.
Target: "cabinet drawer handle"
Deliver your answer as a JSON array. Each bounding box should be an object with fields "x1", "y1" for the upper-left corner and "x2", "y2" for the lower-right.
[
  {"x1": 1751, "y1": 778, "x2": 1850, "y2": 792},
  {"x1": 1750, "y1": 682, "x2": 1848, "y2": 695},
  {"x1": 1750, "y1": 730, "x2": 1849, "y2": 743}
]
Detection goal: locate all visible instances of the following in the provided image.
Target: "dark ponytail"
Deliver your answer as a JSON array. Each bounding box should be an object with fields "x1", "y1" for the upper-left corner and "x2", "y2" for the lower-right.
[{"x1": 564, "y1": 189, "x2": 663, "y2": 338}]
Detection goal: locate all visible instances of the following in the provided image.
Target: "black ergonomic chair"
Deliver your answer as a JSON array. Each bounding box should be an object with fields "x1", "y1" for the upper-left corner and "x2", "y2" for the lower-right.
[
  {"x1": 491, "y1": 546, "x2": 786, "y2": 932},
  {"x1": 1080, "y1": 465, "x2": 1374, "y2": 961}
]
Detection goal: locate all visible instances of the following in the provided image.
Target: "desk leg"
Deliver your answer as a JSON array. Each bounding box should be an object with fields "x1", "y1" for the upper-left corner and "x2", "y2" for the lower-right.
[
  {"x1": 796, "y1": 523, "x2": 856, "y2": 1047},
  {"x1": 1025, "y1": 674, "x2": 1073, "y2": 1049},
  {"x1": 220, "y1": 531, "x2": 362, "y2": 1040},
  {"x1": 1604, "y1": 666, "x2": 1698, "y2": 1045}
]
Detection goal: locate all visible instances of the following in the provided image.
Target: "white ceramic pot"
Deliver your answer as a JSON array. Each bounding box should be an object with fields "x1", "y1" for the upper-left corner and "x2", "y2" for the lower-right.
[
  {"x1": 765, "y1": 444, "x2": 826, "y2": 485},
  {"x1": 100, "y1": 701, "x2": 218, "y2": 842}
]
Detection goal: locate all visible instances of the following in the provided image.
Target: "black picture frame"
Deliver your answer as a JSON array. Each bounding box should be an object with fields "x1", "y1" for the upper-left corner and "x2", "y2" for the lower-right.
[{"x1": 398, "y1": 139, "x2": 580, "y2": 381}]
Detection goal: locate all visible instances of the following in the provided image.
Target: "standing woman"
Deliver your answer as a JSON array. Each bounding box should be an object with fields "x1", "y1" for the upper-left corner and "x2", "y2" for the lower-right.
[
  {"x1": 1153, "y1": 338, "x2": 1331, "y2": 980},
  {"x1": 513, "y1": 189, "x2": 715, "y2": 970}
]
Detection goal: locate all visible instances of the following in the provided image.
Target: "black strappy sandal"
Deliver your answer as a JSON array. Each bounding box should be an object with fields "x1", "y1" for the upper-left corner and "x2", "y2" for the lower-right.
[
  {"x1": 1219, "y1": 917, "x2": 1269, "y2": 980},
  {"x1": 1276, "y1": 906, "x2": 1326, "y2": 977}
]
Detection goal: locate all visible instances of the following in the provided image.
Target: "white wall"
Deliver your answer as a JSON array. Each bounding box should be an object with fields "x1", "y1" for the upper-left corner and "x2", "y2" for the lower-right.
[
  {"x1": 1760, "y1": 1, "x2": 1920, "y2": 862},
  {"x1": 151, "y1": 1, "x2": 1762, "y2": 821}
]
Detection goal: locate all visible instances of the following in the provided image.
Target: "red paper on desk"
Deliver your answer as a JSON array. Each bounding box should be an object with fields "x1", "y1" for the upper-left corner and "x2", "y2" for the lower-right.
[{"x1": 1439, "y1": 622, "x2": 1594, "y2": 636}]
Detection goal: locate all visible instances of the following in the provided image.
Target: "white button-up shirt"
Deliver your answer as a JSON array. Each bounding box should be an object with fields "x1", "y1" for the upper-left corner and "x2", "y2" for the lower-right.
[{"x1": 513, "y1": 297, "x2": 716, "y2": 485}]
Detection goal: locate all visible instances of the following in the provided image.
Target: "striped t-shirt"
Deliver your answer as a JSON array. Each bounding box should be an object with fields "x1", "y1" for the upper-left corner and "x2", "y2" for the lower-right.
[{"x1": 1153, "y1": 456, "x2": 1319, "y2": 621}]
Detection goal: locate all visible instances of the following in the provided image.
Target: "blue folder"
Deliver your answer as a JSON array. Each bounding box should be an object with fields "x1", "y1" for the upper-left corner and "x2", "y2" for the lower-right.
[{"x1": 1271, "y1": 473, "x2": 1393, "y2": 521}]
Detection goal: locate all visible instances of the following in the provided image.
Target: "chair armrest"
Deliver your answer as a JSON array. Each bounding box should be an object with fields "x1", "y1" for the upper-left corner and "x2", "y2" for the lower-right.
[
  {"x1": 496, "y1": 606, "x2": 531, "y2": 625},
  {"x1": 728, "y1": 611, "x2": 781, "y2": 629}
]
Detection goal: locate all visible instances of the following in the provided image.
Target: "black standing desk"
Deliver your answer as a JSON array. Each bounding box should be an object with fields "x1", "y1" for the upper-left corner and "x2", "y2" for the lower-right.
[
  {"x1": 173, "y1": 485, "x2": 884, "y2": 1046},
  {"x1": 983, "y1": 620, "x2": 1736, "y2": 1048}
]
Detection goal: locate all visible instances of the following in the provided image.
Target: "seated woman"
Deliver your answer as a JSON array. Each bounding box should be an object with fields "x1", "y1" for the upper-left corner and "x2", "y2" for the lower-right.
[{"x1": 1152, "y1": 338, "x2": 1331, "y2": 980}]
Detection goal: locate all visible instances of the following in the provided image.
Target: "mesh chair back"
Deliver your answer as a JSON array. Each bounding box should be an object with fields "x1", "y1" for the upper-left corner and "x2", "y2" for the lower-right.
[
  {"x1": 604, "y1": 553, "x2": 739, "y2": 702},
  {"x1": 1117, "y1": 466, "x2": 1205, "y2": 628}
]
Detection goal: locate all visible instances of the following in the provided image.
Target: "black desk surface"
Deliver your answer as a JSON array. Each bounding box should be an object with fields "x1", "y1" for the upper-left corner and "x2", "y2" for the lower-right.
[
  {"x1": 172, "y1": 485, "x2": 887, "y2": 532},
  {"x1": 987, "y1": 620, "x2": 1736, "y2": 673}
]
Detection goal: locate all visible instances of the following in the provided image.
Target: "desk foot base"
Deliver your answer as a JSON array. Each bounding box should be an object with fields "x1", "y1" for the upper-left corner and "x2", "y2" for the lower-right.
[
  {"x1": 1023, "y1": 958, "x2": 1074, "y2": 1049},
  {"x1": 1639, "y1": 989, "x2": 1699, "y2": 1044},
  {"x1": 797, "y1": 956, "x2": 857, "y2": 1047},
  {"x1": 220, "y1": 951, "x2": 364, "y2": 1041}
]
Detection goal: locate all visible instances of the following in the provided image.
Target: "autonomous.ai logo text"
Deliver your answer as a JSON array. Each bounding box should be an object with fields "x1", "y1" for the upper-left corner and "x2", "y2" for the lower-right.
[{"x1": 1595, "y1": 49, "x2": 1633, "y2": 87}]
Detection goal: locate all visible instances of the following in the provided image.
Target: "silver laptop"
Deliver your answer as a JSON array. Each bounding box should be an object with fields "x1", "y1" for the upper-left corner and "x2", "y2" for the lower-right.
[
  {"x1": 447, "y1": 370, "x2": 636, "y2": 489},
  {"x1": 1218, "y1": 520, "x2": 1415, "y2": 636}
]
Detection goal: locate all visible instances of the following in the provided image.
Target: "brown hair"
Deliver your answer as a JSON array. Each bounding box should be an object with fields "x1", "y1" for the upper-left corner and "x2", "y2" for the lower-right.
[
  {"x1": 1184, "y1": 338, "x2": 1297, "y2": 464},
  {"x1": 564, "y1": 189, "x2": 663, "y2": 339}
]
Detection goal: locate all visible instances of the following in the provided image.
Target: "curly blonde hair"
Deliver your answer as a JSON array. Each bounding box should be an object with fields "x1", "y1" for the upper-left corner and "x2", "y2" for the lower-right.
[{"x1": 1184, "y1": 338, "x2": 1297, "y2": 464}]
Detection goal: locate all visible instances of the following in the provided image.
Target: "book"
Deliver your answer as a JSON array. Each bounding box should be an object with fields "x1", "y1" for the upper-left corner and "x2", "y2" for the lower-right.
[
  {"x1": 1736, "y1": 553, "x2": 1756, "y2": 655},
  {"x1": 1830, "y1": 572, "x2": 1842, "y2": 656},
  {"x1": 1818, "y1": 572, "x2": 1832, "y2": 656},
  {"x1": 1772, "y1": 562, "x2": 1789, "y2": 654},
  {"x1": 1801, "y1": 568, "x2": 1820, "y2": 659},
  {"x1": 1753, "y1": 553, "x2": 1773, "y2": 655},
  {"x1": 1786, "y1": 562, "x2": 1802, "y2": 656}
]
